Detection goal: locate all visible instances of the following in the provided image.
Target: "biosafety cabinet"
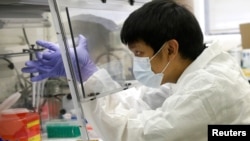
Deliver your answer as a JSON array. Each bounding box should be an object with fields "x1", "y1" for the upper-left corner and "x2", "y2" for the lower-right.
[
  {"x1": 0, "y1": 0, "x2": 149, "y2": 141},
  {"x1": 46, "y1": 0, "x2": 152, "y2": 140}
]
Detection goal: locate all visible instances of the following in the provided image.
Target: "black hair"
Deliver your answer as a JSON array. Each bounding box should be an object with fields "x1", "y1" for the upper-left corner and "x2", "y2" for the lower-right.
[{"x1": 120, "y1": 0, "x2": 205, "y2": 60}]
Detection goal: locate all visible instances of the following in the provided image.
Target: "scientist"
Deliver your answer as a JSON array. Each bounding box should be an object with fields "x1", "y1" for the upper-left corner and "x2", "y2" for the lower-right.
[{"x1": 22, "y1": 0, "x2": 250, "y2": 141}]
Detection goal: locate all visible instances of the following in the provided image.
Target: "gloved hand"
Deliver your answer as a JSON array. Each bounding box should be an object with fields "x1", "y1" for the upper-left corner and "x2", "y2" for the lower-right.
[{"x1": 22, "y1": 34, "x2": 97, "y2": 82}]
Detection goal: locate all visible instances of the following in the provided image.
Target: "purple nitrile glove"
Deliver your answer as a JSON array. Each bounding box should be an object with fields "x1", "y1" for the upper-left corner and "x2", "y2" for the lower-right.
[{"x1": 21, "y1": 34, "x2": 97, "y2": 82}]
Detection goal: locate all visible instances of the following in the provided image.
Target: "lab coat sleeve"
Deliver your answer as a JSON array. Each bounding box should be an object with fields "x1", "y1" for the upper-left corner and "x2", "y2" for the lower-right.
[
  {"x1": 139, "y1": 84, "x2": 172, "y2": 110},
  {"x1": 81, "y1": 69, "x2": 185, "y2": 141},
  {"x1": 83, "y1": 68, "x2": 122, "y2": 97},
  {"x1": 82, "y1": 69, "x2": 153, "y2": 141},
  {"x1": 83, "y1": 68, "x2": 171, "y2": 110},
  {"x1": 83, "y1": 68, "x2": 153, "y2": 111}
]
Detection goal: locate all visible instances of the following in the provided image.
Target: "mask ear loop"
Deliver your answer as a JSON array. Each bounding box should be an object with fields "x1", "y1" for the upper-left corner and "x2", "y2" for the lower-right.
[
  {"x1": 151, "y1": 42, "x2": 171, "y2": 73},
  {"x1": 161, "y1": 61, "x2": 170, "y2": 73},
  {"x1": 161, "y1": 43, "x2": 173, "y2": 73},
  {"x1": 149, "y1": 42, "x2": 169, "y2": 73},
  {"x1": 150, "y1": 42, "x2": 168, "y2": 61}
]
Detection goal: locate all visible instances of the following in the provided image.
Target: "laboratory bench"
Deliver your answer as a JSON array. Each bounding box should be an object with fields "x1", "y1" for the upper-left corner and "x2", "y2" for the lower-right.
[
  {"x1": 42, "y1": 133, "x2": 102, "y2": 141},
  {"x1": 42, "y1": 136, "x2": 102, "y2": 141}
]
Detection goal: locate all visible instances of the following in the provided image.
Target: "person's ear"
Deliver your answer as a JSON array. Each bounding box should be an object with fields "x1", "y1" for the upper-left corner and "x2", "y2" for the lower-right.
[{"x1": 166, "y1": 39, "x2": 179, "y2": 60}]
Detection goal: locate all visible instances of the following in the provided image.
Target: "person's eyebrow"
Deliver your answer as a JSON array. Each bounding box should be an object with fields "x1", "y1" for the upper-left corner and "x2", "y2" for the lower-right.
[{"x1": 128, "y1": 44, "x2": 137, "y2": 50}]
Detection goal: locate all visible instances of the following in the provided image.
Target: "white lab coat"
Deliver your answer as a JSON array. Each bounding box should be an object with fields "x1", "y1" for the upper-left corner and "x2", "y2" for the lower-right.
[{"x1": 82, "y1": 41, "x2": 250, "y2": 141}]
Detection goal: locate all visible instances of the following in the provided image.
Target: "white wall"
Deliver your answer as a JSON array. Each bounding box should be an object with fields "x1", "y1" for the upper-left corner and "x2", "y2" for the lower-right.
[{"x1": 192, "y1": 0, "x2": 242, "y2": 51}]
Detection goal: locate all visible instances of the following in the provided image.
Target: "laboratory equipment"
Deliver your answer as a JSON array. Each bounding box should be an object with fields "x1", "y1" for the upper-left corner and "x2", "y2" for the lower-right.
[
  {"x1": 46, "y1": 120, "x2": 81, "y2": 138},
  {"x1": 0, "y1": 108, "x2": 41, "y2": 141},
  {"x1": 47, "y1": 0, "x2": 149, "y2": 140},
  {"x1": 0, "y1": 92, "x2": 41, "y2": 141},
  {"x1": 0, "y1": 0, "x2": 50, "y2": 28}
]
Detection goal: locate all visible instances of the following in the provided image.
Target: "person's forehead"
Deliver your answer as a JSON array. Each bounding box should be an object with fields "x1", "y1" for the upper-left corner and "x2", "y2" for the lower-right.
[{"x1": 128, "y1": 40, "x2": 149, "y2": 50}]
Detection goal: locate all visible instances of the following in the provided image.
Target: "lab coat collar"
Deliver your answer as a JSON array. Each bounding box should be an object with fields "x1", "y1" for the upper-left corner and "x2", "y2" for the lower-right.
[{"x1": 177, "y1": 40, "x2": 222, "y2": 84}]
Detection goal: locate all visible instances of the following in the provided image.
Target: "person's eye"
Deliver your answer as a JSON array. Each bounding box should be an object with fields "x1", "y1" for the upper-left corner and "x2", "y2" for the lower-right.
[{"x1": 135, "y1": 51, "x2": 143, "y2": 56}]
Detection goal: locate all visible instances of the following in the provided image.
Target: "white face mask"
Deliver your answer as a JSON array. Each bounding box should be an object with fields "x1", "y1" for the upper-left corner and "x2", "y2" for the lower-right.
[{"x1": 132, "y1": 44, "x2": 170, "y2": 88}]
